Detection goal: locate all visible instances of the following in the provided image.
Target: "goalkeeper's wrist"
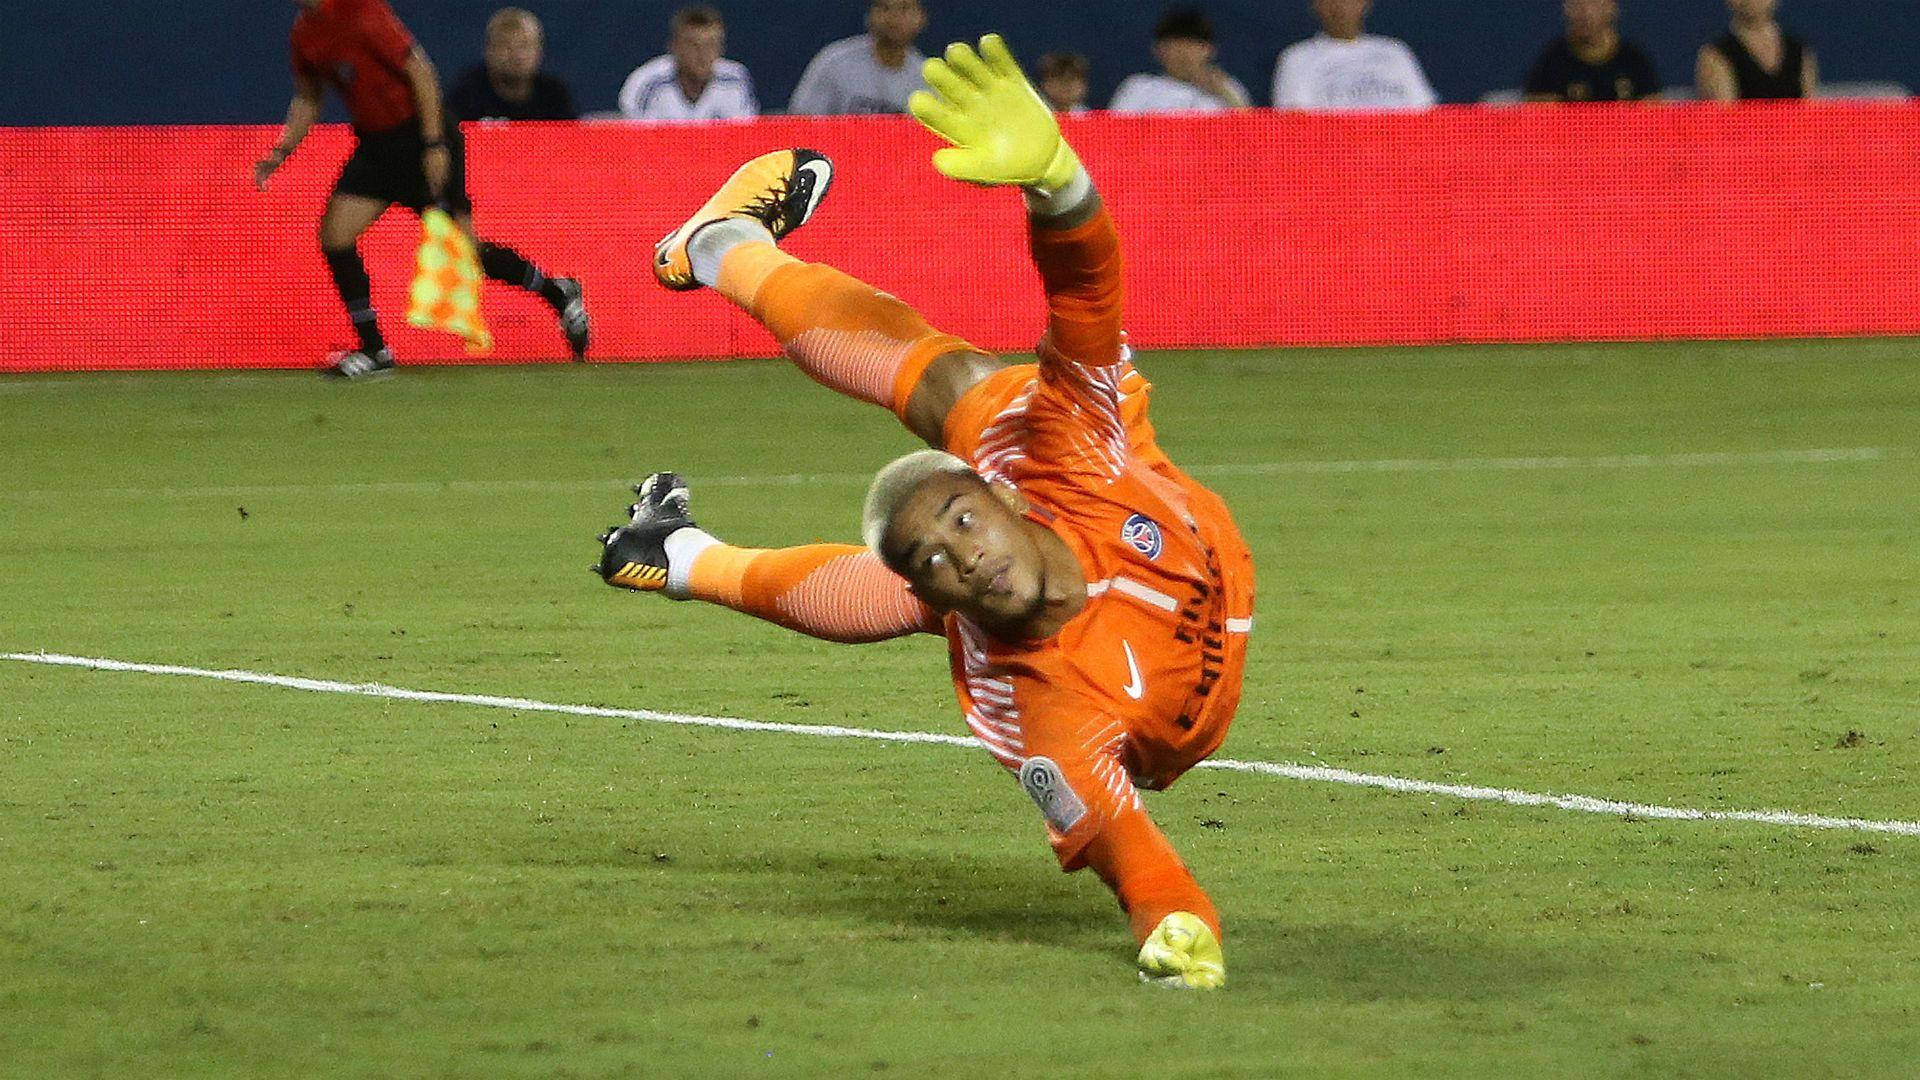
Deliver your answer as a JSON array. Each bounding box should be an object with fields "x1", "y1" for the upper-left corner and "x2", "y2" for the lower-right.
[
  {"x1": 1023, "y1": 159, "x2": 1092, "y2": 218},
  {"x1": 1032, "y1": 139, "x2": 1082, "y2": 194}
]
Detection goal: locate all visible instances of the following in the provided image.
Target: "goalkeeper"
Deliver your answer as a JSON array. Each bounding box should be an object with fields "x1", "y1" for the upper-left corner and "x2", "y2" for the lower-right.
[{"x1": 599, "y1": 34, "x2": 1254, "y2": 989}]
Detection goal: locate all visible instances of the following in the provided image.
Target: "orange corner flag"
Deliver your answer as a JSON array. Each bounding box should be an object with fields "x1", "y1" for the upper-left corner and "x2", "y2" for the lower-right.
[{"x1": 406, "y1": 209, "x2": 494, "y2": 354}]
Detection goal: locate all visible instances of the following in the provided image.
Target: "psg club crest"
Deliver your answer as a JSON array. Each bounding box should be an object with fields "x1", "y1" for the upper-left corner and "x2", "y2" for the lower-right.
[{"x1": 1121, "y1": 513, "x2": 1163, "y2": 560}]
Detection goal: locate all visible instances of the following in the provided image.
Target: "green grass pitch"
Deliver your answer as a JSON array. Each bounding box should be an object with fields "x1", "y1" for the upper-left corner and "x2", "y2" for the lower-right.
[{"x1": 1, "y1": 340, "x2": 1917, "y2": 1078}]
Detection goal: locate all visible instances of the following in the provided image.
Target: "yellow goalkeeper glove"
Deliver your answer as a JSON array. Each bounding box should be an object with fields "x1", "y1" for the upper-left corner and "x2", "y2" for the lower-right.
[{"x1": 907, "y1": 34, "x2": 1081, "y2": 194}]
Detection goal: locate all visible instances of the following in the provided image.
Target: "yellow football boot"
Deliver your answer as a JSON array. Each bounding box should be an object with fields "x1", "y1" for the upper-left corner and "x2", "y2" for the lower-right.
[
  {"x1": 1136, "y1": 911, "x2": 1226, "y2": 990},
  {"x1": 652, "y1": 148, "x2": 833, "y2": 291}
]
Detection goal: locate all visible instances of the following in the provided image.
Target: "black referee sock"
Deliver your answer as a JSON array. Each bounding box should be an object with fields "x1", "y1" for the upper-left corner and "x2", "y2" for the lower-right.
[
  {"x1": 323, "y1": 245, "x2": 385, "y2": 355},
  {"x1": 478, "y1": 242, "x2": 567, "y2": 309}
]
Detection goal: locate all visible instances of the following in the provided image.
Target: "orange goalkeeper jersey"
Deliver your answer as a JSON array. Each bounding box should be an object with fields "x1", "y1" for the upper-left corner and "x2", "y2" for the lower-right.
[{"x1": 939, "y1": 207, "x2": 1255, "y2": 870}]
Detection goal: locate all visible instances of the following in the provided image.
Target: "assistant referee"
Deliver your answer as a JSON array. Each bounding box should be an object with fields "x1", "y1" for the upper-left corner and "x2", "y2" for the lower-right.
[{"x1": 255, "y1": 0, "x2": 589, "y2": 376}]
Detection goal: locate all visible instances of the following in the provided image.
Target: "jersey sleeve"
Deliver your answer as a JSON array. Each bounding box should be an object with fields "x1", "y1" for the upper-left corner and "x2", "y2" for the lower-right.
[
  {"x1": 1396, "y1": 43, "x2": 1439, "y2": 107},
  {"x1": 1272, "y1": 47, "x2": 1308, "y2": 108},
  {"x1": 736, "y1": 69, "x2": 761, "y2": 118},
  {"x1": 617, "y1": 65, "x2": 652, "y2": 118},
  {"x1": 348, "y1": 0, "x2": 414, "y2": 72},
  {"x1": 1021, "y1": 205, "x2": 1132, "y2": 486},
  {"x1": 1107, "y1": 75, "x2": 1144, "y2": 113},
  {"x1": 974, "y1": 671, "x2": 1218, "y2": 943},
  {"x1": 1001, "y1": 682, "x2": 1132, "y2": 863}
]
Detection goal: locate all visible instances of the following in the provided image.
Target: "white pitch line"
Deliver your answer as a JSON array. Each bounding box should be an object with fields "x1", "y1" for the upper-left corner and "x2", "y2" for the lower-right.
[
  {"x1": 0, "y1": 447, "x2": 1901, "y2": 501},
  {"x1": 1199, "y1": 759, "x2": 1920, "y2": 835},
  {"x1": 0, "y1": 472, "x2": 877, "y2": 501},
  {"x1": 7, "y1": 650, "x2": 1918, "y2": 839},
  {"x1": 1197, "y1": 446, "x2": 1898, "y2": 476}
]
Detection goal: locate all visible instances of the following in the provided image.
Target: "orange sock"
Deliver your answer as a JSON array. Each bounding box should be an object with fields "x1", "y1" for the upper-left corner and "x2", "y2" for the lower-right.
[
  {"x1": 686, "y1": 542, "x2": 936, "y2": 643},
  {"x1": 1081, "y1": 808, "x2": 1222, "y2": 946},
  {"x1": 714, "y1": 242, "x2": 980, "y2": 420}
]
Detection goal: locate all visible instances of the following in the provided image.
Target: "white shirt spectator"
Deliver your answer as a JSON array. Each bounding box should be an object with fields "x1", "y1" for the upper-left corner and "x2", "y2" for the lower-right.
[
  {"x1": 1271, "y1": 33, "x2": 1437, "y2": 110},
  {"x1": 619, "y1": 55, "x2": 758, "y2": 121},
  {"x1": 1108, "y1": 72, "x2": 1249, "y2": 114},
  {"x1": 788, "y1": 34, "x2": 926, "y2": 115}
]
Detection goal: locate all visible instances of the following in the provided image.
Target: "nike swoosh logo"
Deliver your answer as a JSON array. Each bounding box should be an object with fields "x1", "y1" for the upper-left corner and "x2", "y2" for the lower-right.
[
  {"x1": 1121, "y1": 641, "x2": 1144, "y2": 700},
  {"x1": 795, "y1": 159, "x2": 832, "y2": 222}
]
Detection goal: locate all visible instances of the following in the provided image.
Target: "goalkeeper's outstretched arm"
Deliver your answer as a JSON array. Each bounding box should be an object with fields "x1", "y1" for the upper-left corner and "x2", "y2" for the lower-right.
[{"x1": 908, "y1": 34, "x2": 1122, "y2": 371}]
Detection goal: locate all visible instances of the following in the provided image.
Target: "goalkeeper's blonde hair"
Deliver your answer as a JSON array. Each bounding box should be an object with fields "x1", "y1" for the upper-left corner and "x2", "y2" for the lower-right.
[{"x1": 862, "y1": 449, "x2": 977, "y2": 555}]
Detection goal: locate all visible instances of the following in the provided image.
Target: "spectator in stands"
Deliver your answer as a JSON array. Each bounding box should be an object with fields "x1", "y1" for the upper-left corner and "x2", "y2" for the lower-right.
[
  {"x1": 619, "y1": 6, "x2": 758, "y2": 121},
  {"x1": 1035, "y1": 52, "x2": 1091, "y2": 114},
  {"x1": 1524, "y1": 0, "x2": 1661, "y2": 102},
  {"x1": 1271, "y1": 0, "x2": 1437, "y2": 110},
  {"x1": 1696, "y1": 0, "x2": 1817, "y2": 101},
  {"x1": 1109, "y1": 8, "x2": 1250, "y2": 113},
  {"x1": 447, "y1": 8, "x2": 578, "y2": 121},
  {"x1": 787, "y1": 0, "x2": 928, "y2": 115}
]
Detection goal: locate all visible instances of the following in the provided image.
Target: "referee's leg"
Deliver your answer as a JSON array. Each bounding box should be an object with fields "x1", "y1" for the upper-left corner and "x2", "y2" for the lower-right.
[
  {"x1": 452, "y1": 211, "x2": 570, "y2": 307},
  {"x1": 439, "y1": 133, "x2": 589, "y2": 357},
  {"x1": 318, "y1": 192, "x2": 392, "y2": 361}
]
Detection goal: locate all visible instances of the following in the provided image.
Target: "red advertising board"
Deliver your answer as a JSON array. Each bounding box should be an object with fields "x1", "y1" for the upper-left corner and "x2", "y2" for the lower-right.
[{"x1": 4, "y1": 104, "x2": 1919, "y2": 372}]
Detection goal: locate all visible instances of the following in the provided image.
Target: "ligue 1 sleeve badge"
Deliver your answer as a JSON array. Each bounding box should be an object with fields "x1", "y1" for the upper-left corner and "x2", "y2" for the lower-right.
[{"x1": 1121, "y1": 513, "x2": 1164, "y2": 560}]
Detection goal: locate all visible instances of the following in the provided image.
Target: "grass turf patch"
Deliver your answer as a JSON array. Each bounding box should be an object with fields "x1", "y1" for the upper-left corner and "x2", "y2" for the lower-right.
[{"x1": 1, "y1": 340, "x2": 1917, "y2": 1076}]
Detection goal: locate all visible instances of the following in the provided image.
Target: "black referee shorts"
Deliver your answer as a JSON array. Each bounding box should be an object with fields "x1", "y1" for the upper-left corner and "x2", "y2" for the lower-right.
[{"x1": 333, "y1": 125, "x2": 473, "y2": 215}]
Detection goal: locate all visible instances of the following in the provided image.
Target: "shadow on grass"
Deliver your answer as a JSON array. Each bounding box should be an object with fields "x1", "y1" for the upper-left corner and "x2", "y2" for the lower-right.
[
  {"x1": 704, "y1": 847, "x2": 1116, "y2": 952},
  {"x1": 693, "y1": 847, "x2": 1587, "y2": 1002},
  {"x1": 493, "y1": 816, "x2": 1593, "y2": 1002},
  {"x1": 1231, "y1": 919, "x2": 1581, "y2": 1002}
]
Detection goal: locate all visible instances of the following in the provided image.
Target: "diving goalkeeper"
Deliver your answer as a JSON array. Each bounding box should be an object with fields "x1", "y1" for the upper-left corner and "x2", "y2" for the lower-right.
[{"x1": 596, "y1": 34, "x2": 1254, "y2": 989}]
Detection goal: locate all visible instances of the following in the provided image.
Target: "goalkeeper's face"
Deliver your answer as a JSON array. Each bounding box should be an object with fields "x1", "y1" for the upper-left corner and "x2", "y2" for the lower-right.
[{"x1": 881, "y1": 472, "x2": 1049, "y2": 628}]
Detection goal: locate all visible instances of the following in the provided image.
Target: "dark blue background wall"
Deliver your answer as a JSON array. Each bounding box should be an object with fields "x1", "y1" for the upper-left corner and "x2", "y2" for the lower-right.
[{"x1": 4, "y1": 0, "x2": 1916, "y2": 125}]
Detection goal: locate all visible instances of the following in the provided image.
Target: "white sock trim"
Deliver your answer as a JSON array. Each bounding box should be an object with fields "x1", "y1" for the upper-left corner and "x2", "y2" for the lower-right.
[
  {"x1": 662, "y1": 526, "x2": 719, "y2": 600},
  {"x1": 688, "y1": 219, "x2": 776, "y2": 287}
]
